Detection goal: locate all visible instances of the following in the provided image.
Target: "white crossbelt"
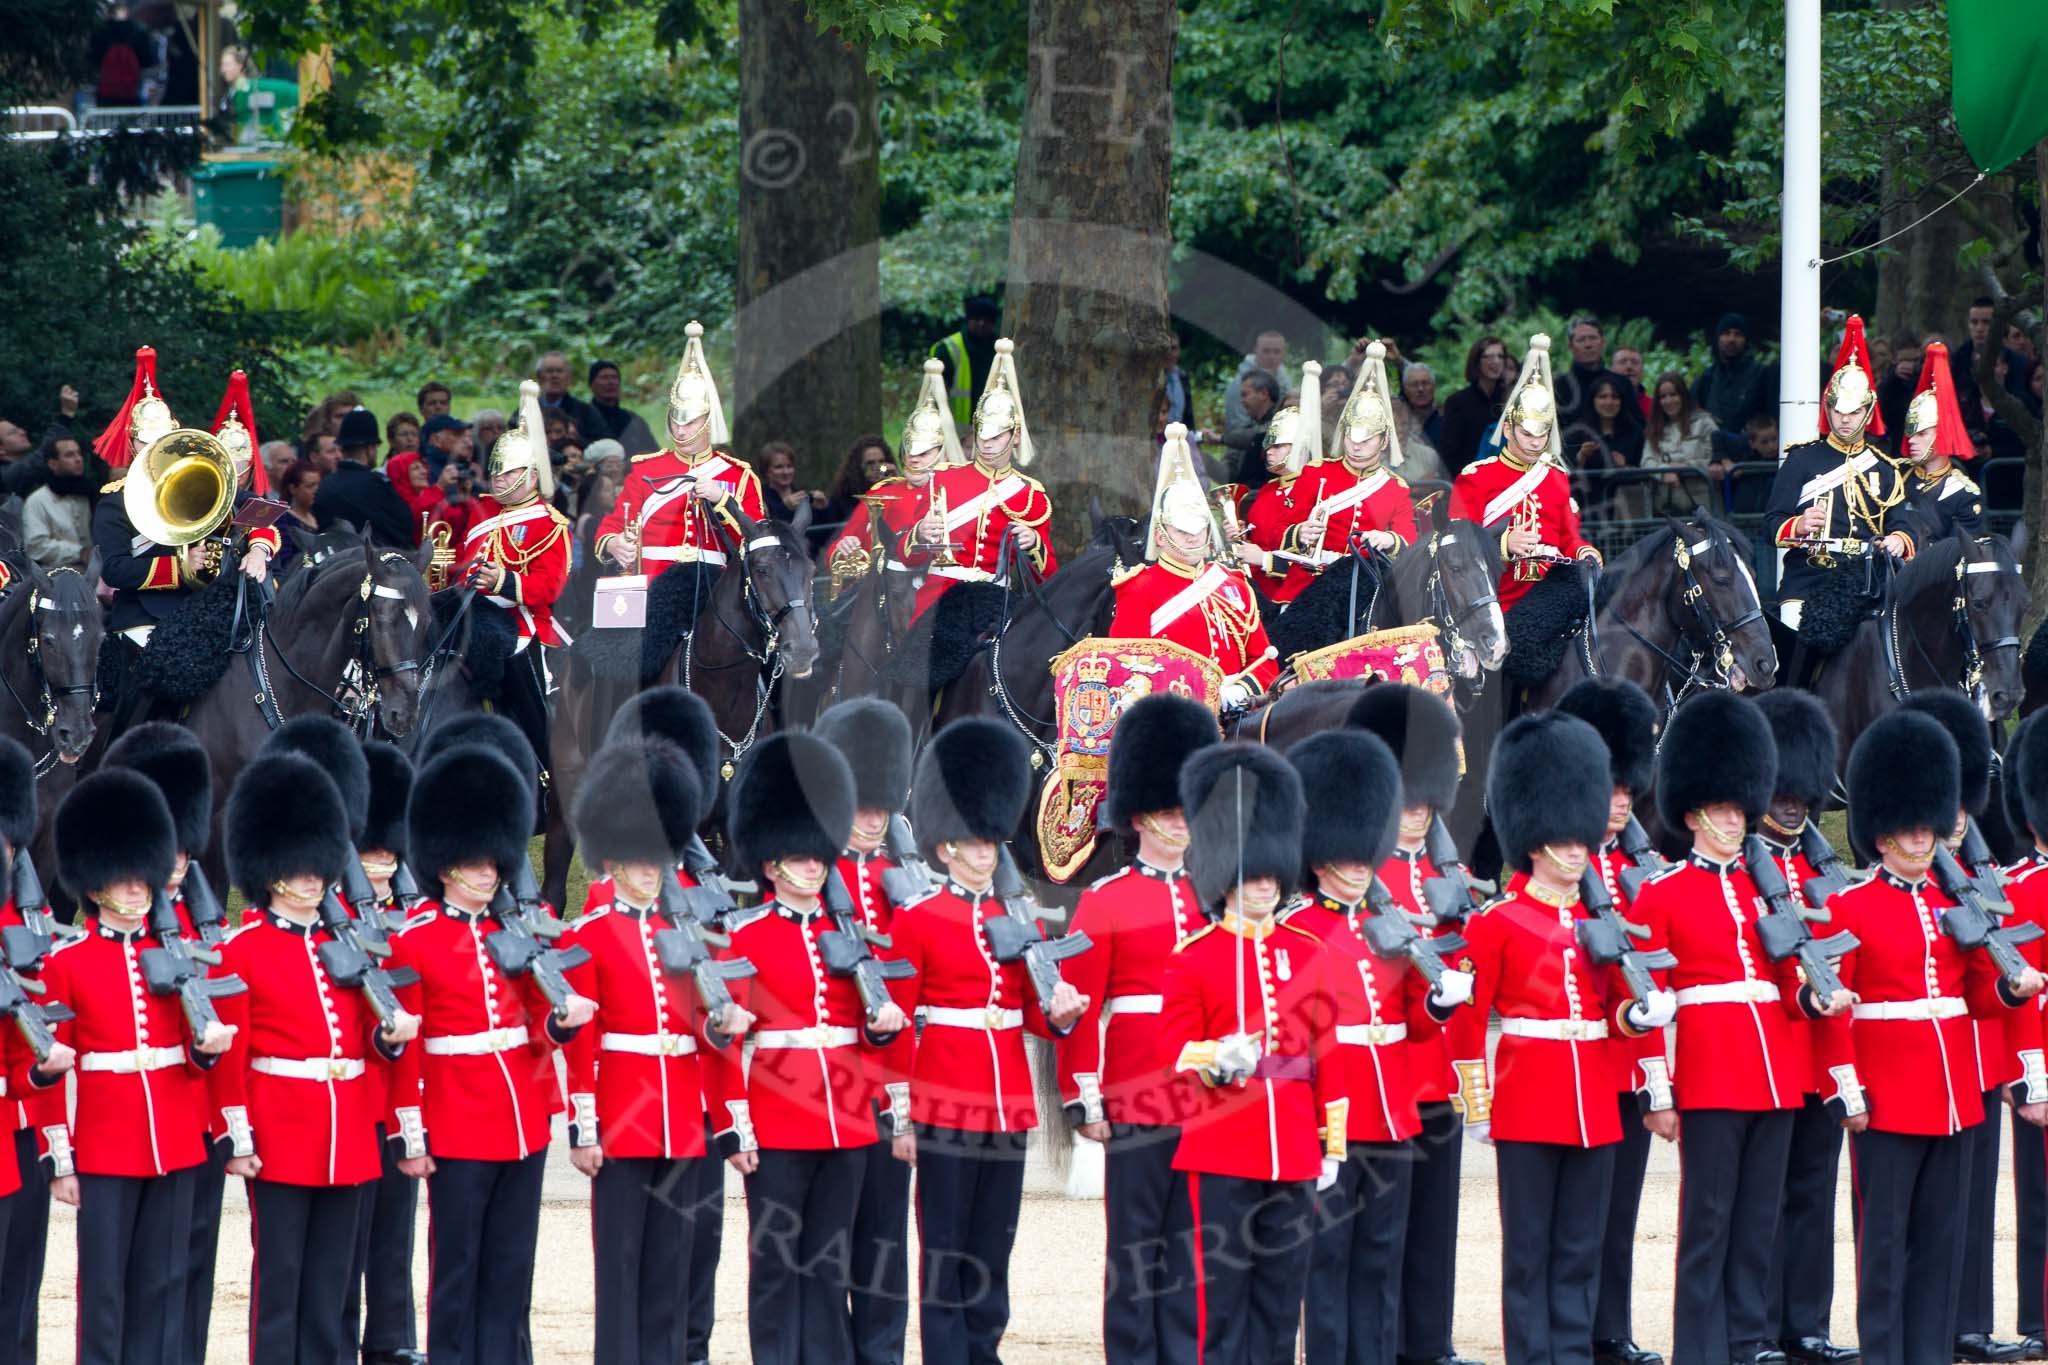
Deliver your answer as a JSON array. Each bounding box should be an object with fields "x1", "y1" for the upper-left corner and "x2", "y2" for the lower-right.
[
  {"x1": 1852, "y1": 998, "x2": 1969, "y2": 1022},
  {"x1": 751, "y1": 1026, "x2": 860, "y2": 1050},
  {"x1": 252, "y1": 1056, "x2": 367, "y2": 1082},
  {"x1": 1675, "y1": 981, "x2": 1781, "y2": 1007},
  {"x1": 1151, "y1": 564, "x2": 1228, "y2": 635},
  {"x1": 1796, "y1": 451, "x2": 1879, "y2": 506},
  {"x1": 926, "y1": 564, "x2": 1004, "y2": 585},
  {"x1": 79, "y1": 1046, "x2": 185, "y2": 1074},
  {"x1": 600, "y1": 1032, "x2": 700, "y2": 1057},
  {"x1": 1312, "y1": 469, "x2": 1392, "y2": 519},
  {"x1": 925, "y1": 1006, "x2": 1025, "y2": 1031},
  {"x1": 1102, "y1": 994, "x2": 1163, "y2": 1019},
  {"x1": 1480, "y1": 459, "x2": 1552, "y2": 528},
  {"x1": 945, "y1": 476, "x2": 1027, "y2": 530},
  {"x1": 1335, "y1": 1022, "x2": 1409, "y2": 1046},
  {"x1": 423, "y1": 1027, "x2": 531, "y2": 1056},
  {"x1": 1499, "y1": 1017, "x2": 1609, "y2": 1042},
  {"x1": 641, "y1": 545, "x2": 728, "y2": 566}
]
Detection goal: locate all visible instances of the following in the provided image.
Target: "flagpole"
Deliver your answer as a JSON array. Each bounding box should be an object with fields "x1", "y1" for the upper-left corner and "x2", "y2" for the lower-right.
[{"x1": 1779, "y1": 0, "x2": 1822, "y2": 449}]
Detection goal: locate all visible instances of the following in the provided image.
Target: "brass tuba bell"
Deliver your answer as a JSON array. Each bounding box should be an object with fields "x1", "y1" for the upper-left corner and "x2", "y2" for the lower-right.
[{"x1": 124, "y1": 427, "x2": 234, "y2": 550}]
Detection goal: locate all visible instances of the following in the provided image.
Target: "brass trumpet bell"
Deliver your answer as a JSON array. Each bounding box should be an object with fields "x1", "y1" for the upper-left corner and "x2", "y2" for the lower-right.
[{"x1": 125, "y1": 427, "x2": 234, "y2": 548}]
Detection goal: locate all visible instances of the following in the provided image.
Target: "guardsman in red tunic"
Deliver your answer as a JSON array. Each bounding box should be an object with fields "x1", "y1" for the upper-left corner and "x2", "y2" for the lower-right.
[
  {"x1": 1750, "y1": 690, "x2": 1859, "y2": 1365},
  {"x1": 563, "y1": 739, "x2": 750, "y2": 1365},
  {"x1": 1159, "y1": 742, "x2": 1344, "y2": 1365},
  {"x1": 1632, "y1": 692, "x2": 1852, "y2": 1365},
  {"x1": 826, "y1": 358, "x2": 962, "y2": 599},
  {"x1": 1552, "y1": 678, "x2": 1665, "y2": 1365},
  {"x1": 698, "y1": 732, "x2": 909, "y2": 1365},
  {"x1": 1109, "y1": 427, "x2": 1278, "y2": 711},
  {"x1": 213, "y1": 754, "x2": 419, "y2": 1364},
  {"x1": 595, "y1": 319, "x2": 768, "y2": 575},
  {"x1": 2005, "y1": 714, "x2": 2048, "y2": 1360},
  {"x1": 1448, "y1": 334, "x2": 1601, "y2": 611},
  {"x1": 1056, "y1": 693, "x2": 1220, "y2": 1365},
  {"x1": 888, "y1": 718, "x2": 1085, "y2": 1361},
  {"x1": 1284, "y1": 729, "x2": 1472, "y2": 1365},
  {"x1": 813, "y1": 697, "x2": 922, "y2": 1365},
  {"x1": 1821, "y1": 710, "x2": 2043, "y2": 1365},
  {"x1": 1234, "y1": 361, "x2": 1324, "y2": 600},
  {"x1": 386, "y1": 747, "x2": 596, "y2": 1365},
  {"x1": 904, "y1": 338, "x2": 1058, "y2": 621},
  {"x1": 1274, "y1": 343, "x2": 1421, "y2": 601},
  {"x1": 1448, "y1": 712, "x2": 1673, "y2": 1365},
  {"x1": 39, "y1": 770, "x2": 222, "y2": 1365},
  {"x1": 1348, "y1": 682, "x2": 1484, "y2": 1365}
]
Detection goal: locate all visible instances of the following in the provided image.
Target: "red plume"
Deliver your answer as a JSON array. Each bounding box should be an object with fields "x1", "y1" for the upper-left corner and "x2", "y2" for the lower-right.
[
  {"x1": 1819, "y1": 315, "x2": 1885, "y2": 439},
  {"x1": 94, "y1": 346, "x2": 159, "y2": 469},
  {"x1": 212, "y1": 369, "x2": 268, "y2": 496},
  {"x1": 1912, "y1": 342, "x2": 1972, "y2": 460}
]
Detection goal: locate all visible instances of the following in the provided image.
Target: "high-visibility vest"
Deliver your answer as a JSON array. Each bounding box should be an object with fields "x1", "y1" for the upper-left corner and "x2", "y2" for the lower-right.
[{"x1": 932, "y1": 333, "x2": 974, "y2": 426}]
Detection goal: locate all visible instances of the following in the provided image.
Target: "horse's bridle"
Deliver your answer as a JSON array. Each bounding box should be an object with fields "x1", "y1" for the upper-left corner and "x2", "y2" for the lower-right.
[
  {"x1": 681, "y1": 530, "x2": 809, "y2": 780},
  {"x1": 1891, "y1": 545, "x2": 2021, "y2": 707},
  {"x1": 255, "y1": 551, "x2": 425, "y2": 734},
  {"x1": 1424, "y1": 529, "x2": 1498, "y2": 699},
  {"x1": 0, "y1": 571, "x2": 99, "y2": 774},
  {"x1": 1617, "y1": 526, "x2": 1765, "y2": 717}
]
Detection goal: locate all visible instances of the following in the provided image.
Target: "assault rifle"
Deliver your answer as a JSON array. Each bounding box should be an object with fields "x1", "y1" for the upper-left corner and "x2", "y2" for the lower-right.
[
  {"x1": 9, "y1": 849, "x2": 76, "y2": 946},
  {"x1": 879, "y1": 815, "x2": 942, "y2": 908},
  {"x1": 1743, "y1": 833, "x2": 1857, "y2": 1003},
  {"x1": 141, "y1": 887, "x2": 247, "y2": 1037},
  {"x1": 390, "y1": 860, "x2": 427, "y2": 918},
  {"x1": 1363, "y1": 874, "x2": 1467, "y2": 991},
  {"x1": 1959, "y1": 816, "x2": 2015, "y2": 918},
  {"x1": 338, "y1": 854, "x2": 403, "y2": 955},
  {"x1": 820, "y1": 869, "x2": 914, "y2": 1032},
  {"x1": 0, "y1": 860, "x2": 71, "y2": 1063},
  {"x1": 486, "y1": 873, "x2": 590, "y2": 1023},
  {"x1": 1420, "y1": 815, "x2": 1488, "y2": 926},
  {"x1": 652, "y1": 872, "x2": 755, "y2": 1049},
  {"x1": 1929, "y1": 843, "x2": 2043, "y2": 995},
  {"x1": 1795, "y1": 822, "x2": 1854, "y2": 910},
  {"x1": 1615, "y1": 815, "x2": 1675, "y2": 904},
  {"x1": 1575, "y1": 863, "x2": 1676, "y2": 1009},
  {"x1": 316, "y1": 889, "x2": 419, "y2": 1031},
  {"x1": 179, "y1": 862, "x2": 230, "y2": 951},
  {"x1": 987, "y1": 845, "x2": 1091, "y2": 1020}
]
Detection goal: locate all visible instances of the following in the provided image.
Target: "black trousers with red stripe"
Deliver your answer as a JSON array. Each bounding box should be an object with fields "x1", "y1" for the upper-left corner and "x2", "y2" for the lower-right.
[
  {"x1": 345, "y1": 1126, "x2": 420, "y2": 1359},
  {"x1": 1767, "y1": 1092, "x2": 1842, "y2": 1343},
  {"x1": 425, "y1": 1150, "x2": 547, "y2": 1365},
  {"x1": 745, "y1": 1144, "x2": 869, "y2": 1365},
  {"x1": 1496, "y1": 1138, "x2": 1615, "y2": 1365},
  {"x1": 1304, "y1": 1139, "x2": 1414, "y2": 1365},
  {"x1": 2015, "y1": 1106, "x2": 2047, "y2": 1339},
  {"x1": 592, "y1": 1154, "x2": 701, "y2": 1365},
  {"x1": 250, "y1": 1177, "x2": 368, "y2": 1365},
  {"x1": 849, "y1": 1136, "x2": 911, "y2": 1365},
  {"x1": 1400, "y1": 1101, "x2": 1465, "y2": 1362},
  {"x1": 76, "y1": 1166, "x2": 196, "y2": 1365},
  {"x1": 686, "y1": 1116, "x2": 721, "y2": 1363},
  {"x1": 1101, "y1": 1124, "x2": 1193, "y2": 1365},
  {"x1": 915, "y1": 1127, "x2": 1028, "y2": 1365},
  {"x1": 1593, "y1": 1092, "x2": 1649, "y2": 1345},
  {"x1": 1851, "y1": 1126, "x2": 1968, "y2": 1365},
  {"x1": 180, "y1": 1139, "x2": 227, "y2": 1365},
  {"x1": 1957, "y1": 1089, "x2": 2004, "y2": 1339},
  {"x1": 1672, "y1": 1107, "x2": 1795, "y2": 1365},
  {"x1": 2, "y1": 1126, "x2": 51, "y2": 1365},
  {"x1": 1169, "y1": 1170, "x2": 1318, "y2": 1365}
]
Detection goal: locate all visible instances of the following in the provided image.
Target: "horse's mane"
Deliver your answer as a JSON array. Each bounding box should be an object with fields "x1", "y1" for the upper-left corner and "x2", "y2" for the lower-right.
[
  {"x1": 1594, "y1": 516, "x2": 1753, "y2": 614},
  {"x1": 1891, "y1": 532, "x2": 1971, "y2": 601},
  {"x1": 272, "y1": 540, "x2": 369, "y2": 616},
  {"x1": 1435, "y1": 516, "x2": 1502, "y2": 583}
]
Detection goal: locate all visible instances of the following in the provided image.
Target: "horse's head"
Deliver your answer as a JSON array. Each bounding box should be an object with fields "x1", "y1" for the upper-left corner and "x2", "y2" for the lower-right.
[
  {"x1": 732, "y1": 503, "x2": 820, "y2": 681},
  {"x1": 360, "y1": 538, "x2": 435, "y2": 736},
  {"x1": 1672, "y1": 517, "x2": 1776, "y2": 692},
  {"x1": 1427, "y1": 509, "x2": 1507, "y2": 677},
  {"x1": 1959, "y1": 534, "x2": 2026, "y2": 719},
  {"x1": 23, "y1": 552, "x2": 103, "y2": 763},
  {"x1": 1088, "y1": 501, "x2": 1147, "y2": 566}
]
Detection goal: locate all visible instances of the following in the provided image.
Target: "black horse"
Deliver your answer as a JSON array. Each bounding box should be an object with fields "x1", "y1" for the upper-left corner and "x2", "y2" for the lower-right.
[
  {"x1": 545, "y1": 507, "x2": 821, "y2": 906},
  {"x1": 0, "y1": 553, "x2": 105, "y2": 776}
]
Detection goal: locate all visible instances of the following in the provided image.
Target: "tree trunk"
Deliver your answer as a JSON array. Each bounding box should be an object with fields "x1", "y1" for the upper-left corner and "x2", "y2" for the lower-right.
[
  {"x1": 1870, "y1": 166, "x2": 1978, "y2": 347},
  {"x1": 1005, "y1": 0, "x2": 1178, "y2": 554},
  {"x1": 2027, "y1": 142, "x2": 2048, "y2": 628},
  {"x1": 735, "y1": 0, "x2": 881, "y2": 488}
]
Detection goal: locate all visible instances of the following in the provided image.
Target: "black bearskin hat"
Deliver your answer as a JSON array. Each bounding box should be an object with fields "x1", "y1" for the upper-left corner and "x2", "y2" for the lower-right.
[
  {"x1": 575, "y1": 739, "x2": 705, "y2": 868},
  {"x1": 1903, "y1": 689, "x2": 1995, "y2": 817},
  {"x1": 0, "y1": 736, "x2": 36, "y2": 853},
  {"x1": 55, "y1": 769, "x2": 175, "y2": 899},
  {"x1": 104, "y1": 721, "x2": 214, "y2": 856},
  {"x1": 1345, "y1": 683, "x2": 1463, "y2": 813},
  {"x1": 910, "y1": 718, "x2": 1033, "y2": 860},
  {"x1": 407, "y1": 748, "x2": 533, "y2": 897},
  {"x1": 1654, "y1": 691, "x2": 1777, "y2": 830},
  {"x1": 1103, "y1": 694, "x2": 1219, "y2": 833},
  {"x1": 607, "y1": 686, "x2": 721, "y2": 811},
  {"x1": 417, "y1": 712, "x2": 536, "y2": 798},
  {"x1": 1488, "y1": 712, "x2": 1614, "y2": 872},
  {"x1": 259, "y1": 715, "x2": 370, "y2": 841},
  {"x1": 1554, "y1": 678, "x2": 1659, "y2": 795},
  {"x1": 1847, "y1": 710, "x2": 1959, "y2": 858},
  {"x1": 1181, "y1": 742, "x2": 1306, "y2": 907},
  {"x1": 2015, "y1": 712, "x2": 2048, "y2": 841},
  {"x1": 730, "y1": 731, "x2": 856, "y2": 872},
  {"x1": 1289, "y1": 729, "x2": 1402, "y2": 877},
  {"x1": 1755, "y1": 689, "x2": 1838, "y2": 809},
  {"x1": 813, "y1": 699, "x2": 914, "y2": 815},
  {"x1": 360, "y1": 741, "x2": 414, "y2": 858},
  {"x1": 226, "y1": 754, "x2": 352, "y2": 904}
]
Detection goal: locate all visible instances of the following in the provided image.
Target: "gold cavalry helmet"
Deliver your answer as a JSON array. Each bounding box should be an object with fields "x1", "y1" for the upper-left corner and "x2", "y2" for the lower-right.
[
  {"x1": 1147, "y1": 423, "x2": 1222, "y2": 563},
  {"x1": 667, "y1": 320, "x2": 731, "y2": 445},
  {"x1": 1492, "y1": 332, "x2": 1563, "y2": 465},
  {"x1": 1339, "y1": 341, "x2": 1404, "y2": 468},
  {"x1": 971, "y1": 338, "x2": 1035, "y2": 467},
  {"x1": 1263, "y1": 360, "x2": 1323, "y2": 477},
  {"x1": 96, "y1": 346, "x2": 177, "y2": 470},
  {"x1": 488, "y1": 379, "x2": 554, "y2": 500},
  {"x1": 902, "y1": 357, "x2": 965, "y2": 465}
]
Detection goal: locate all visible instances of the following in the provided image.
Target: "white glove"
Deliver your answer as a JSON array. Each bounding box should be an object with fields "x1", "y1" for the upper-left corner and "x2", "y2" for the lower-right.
[
  {"x1": 1221, "y1": 680, "x2": 1255, "y2": 711},
  {"x1": 1626, "y1": 988, "x2": 1678, "y2": 1033},
  {"x1": 1429, "y1": 969, "x2": 1475, "y2": 1011},
  {"x1": 1465, "y1": 1120, "x2": 1493, "y2": 1146},
  {"x1": 1316, "y1": 1156, "x2": 1342, "y2": 1191},
  {"x1": 1211, "y1": 1032, "x2": 1261, "y2": 1087}
]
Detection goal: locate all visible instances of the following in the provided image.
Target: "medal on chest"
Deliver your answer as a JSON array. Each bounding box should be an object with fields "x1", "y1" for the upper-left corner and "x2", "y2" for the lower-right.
[{"x1": 1276, "y1": 947, "x2": 1293, "y2": 981}]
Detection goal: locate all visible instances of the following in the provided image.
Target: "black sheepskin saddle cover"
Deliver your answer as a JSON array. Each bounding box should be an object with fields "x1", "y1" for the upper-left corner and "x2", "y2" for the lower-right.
[
  {"x1": 136, "y1": 575, "x2": 243, "y2": 703},
  {"x1": 570, "y1": 561, "x2": 724, "y2": 685},
  {"x1": 1795, "y1": 567, "x2": 1880, "y2": 655},
  {"x1": 1266, "y1": 558, "x2": 1386, "y2": 664},
  {"x1": 430, "y1": 593, "x2": 517, "y2": 701},
  {"x1": 1503, "y1": 562, "x2": 1593, "y2": 687},
  {"x1": 883, "y1": 581, "x2": 1008, "y2": 690}
]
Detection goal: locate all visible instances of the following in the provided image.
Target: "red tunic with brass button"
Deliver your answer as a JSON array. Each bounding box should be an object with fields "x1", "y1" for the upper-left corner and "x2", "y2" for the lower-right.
[
  {"x1": 37, "y1": 923, "x2": 214, "y2": 1178},
  {"x1": 385, "y1": 904, "x2": 567, "y2": 1162},
  {"x1": 0, "y1": 898, "x2": 70, "y2": 1161},
  {"x1": 593, "y1": 450, "x2": 767, "y2": 573},
  {"x1": 1447, "y1": 453, "x2": 1598, "y2": 611},
  {"x1": 1816, "y1": 870, "x2": 2017, "y2": 1137},
  {"x1": 1108, "y1": 558, "x2": 1279, "y2": 693},
  {"x1": 440, "y1": 496, "x2": 572, "y2": 649},
  {"x1": 887, "y1": 882, "x2": 1070, "y2": 1133},
  {"x1": 1752, "y1": 835, "x2": 1841, "y2": 1098},
  {"x1": 2003, "y1": 856, "x2": 2048, "y2": 1103},
  {"x1": 699, "y1": 900, "x2": 885, "y2": 1151},
  {"x1": 1274, "y1": 461, "x2": 1419, "y2": 600},
  {"x1": 837, "y1": 849, "x2": 916, "y2": 1130},
  {"x1": 1239, "y1": 469, "x2": 1314, "y2": 599},
  {"x1": 1380, "y1": 849, "x2": 1460, "y2": 1107},
  {"x1": 1159, "y1": 915, "x2": 1346, "y2": 1181},
  {"x1": 1589, "y1": 843, "x2": 1671, "y2": 1100},
  {"x1": 825, "y1": 477, "x2": 936, "y2": 570},
  {"x1": 561, "y1": 903, "x2": 716, "y2": 1159},
  {"x1": 905, "y1": 461, "x2": 1057, "y2": 622},
  {"x1": 1057, "y1": 861, "x2": 1204, "y2": 1128},
  {"x1": 1629, "y1": 856, "x2": 1810, "y2": 1112},
  {"x1": 1447, "y1": 876, "x2": 1639, "y2": 1148},
  {"x1": 209, "y1": 914, "x2": 402, "y2": 1186}
]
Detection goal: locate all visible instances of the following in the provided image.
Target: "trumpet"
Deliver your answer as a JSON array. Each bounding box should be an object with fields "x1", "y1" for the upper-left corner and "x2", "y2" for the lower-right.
[
  {"x1": 1801, "y1": 488, "x2": 1841, "y2": 568},
  {"x1": 918, "y1": 487, "x2": 960, "y2": 567},
  {"x1": 1508, "y1": 499, "x2": 1544, "y2": 582},
  {"x1": 426, "y1": 523, "x2": 456, "y2": 590}
]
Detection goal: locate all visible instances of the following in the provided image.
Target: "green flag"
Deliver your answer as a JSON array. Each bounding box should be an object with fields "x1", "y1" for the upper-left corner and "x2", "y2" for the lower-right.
[{"x1": 1951, "y1": 0, "x2": 2048, "y2": 171}]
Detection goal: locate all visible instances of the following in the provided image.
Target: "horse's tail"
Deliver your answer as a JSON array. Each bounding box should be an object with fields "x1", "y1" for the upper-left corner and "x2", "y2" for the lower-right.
[{"x1": 1027, "y1": 1033, "x2": 1097, "y2": 1195}]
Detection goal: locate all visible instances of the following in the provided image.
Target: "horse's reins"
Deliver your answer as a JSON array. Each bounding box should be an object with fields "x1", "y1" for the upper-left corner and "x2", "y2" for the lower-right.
[
  {"x1": 1424, "y1": 530, "x2": 1497, "y2": 701},
  {"x1": 680, "y1": 528, "x2": 806, "y2": 779},
  {"x1": 1892, "y1": 543, "x2": 2020, "y2": 706},
  {"x1": 1614, "y1": 527, "x2": 1764, "y2": 721},
  {"x1": 254, "y1": 551, "x2": 425, "y2": 734},
  {"x1": 0, "y1": 571, "x2": 98, "y2": 775}
]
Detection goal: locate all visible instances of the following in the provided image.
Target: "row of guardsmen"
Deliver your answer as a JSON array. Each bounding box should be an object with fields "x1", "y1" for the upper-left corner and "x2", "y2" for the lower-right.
[{"x1": 3, "y1": 672, "x2": 2048, "y2": 1365}]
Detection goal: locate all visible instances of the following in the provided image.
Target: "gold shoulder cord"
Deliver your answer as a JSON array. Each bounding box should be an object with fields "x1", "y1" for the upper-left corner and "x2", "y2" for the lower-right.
[{"x1": 1839, "y1": 455, "x2": 1905, "y2": 537}]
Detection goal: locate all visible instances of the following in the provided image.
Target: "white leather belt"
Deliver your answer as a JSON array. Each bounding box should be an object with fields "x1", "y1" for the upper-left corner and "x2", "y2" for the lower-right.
[
  {"x1": 1676, "y1": 981, "x2": 1781, "y2": 1007},
  {"x1": 80, "y1": 1046, "x2": 185, "y2": 1074},
  {"x1": 600, "y1": 1032, "x2": 699, "y2": 1057},
  {"x1": 752, "y1": 1026, "x2": 860, "y2": 1050},
  {"x1": 252, "y1": 1056, "x2": 367, "y2": 1082},
  {"x1": 1103, "y1": 994, "x2": 1163, "y2": 1019},
  {"x1": 1335, "y1": 1022, "x2": 1409, "y2": 1046},
  {"x1": 423, "y1": 1028, "x2": 531, "y2": 1056},
  {"x1": 1499, "y1": 1017, "x2": 1609, "y2": 1042},
  {"x1": 641, "y1": 545, "x2": 728, "y2": 566},
  {"x1": 926, "y1": 565, "x2": 1005, "y2": 586},
  {"x1": 1853, "y1": 998, "x2": 1969, "y2": 1022},
  {"x1": 925, "y1": 1006, "x2": 1024, "y2": 1031}
]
